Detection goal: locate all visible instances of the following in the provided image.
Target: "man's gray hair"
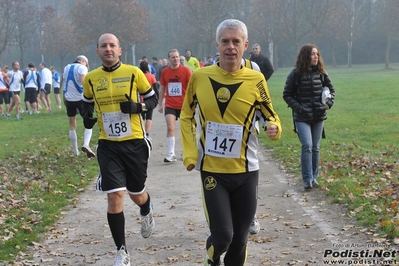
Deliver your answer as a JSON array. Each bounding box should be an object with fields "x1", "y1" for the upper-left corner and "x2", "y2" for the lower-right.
[
  {"x1": 76, "y1": 55, "x2": 88, "y2": 63},
  {"x1": 252, "y1": 43, "x2": 261, "y2": 49},
  {"x1": 216, "y1": 19, "x2": 248, "y2": 43}
]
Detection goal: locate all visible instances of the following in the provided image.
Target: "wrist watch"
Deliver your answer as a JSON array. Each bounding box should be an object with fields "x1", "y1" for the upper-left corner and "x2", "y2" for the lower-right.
[{"x1": 141, "y1": 103, "x2": 147, "y2": 111}]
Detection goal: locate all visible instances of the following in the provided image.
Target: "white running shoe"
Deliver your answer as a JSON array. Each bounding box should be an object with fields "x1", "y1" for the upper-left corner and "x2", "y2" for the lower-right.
[
  {"x1": 249, "y1": 218, "x2": 260, "y2": 234},
  {"x1": 81, "y1": 145, "x2": 96, "y2": 158},
  {"x1": 163, "y1": 153, "x2": 177, "y2": 163},
  {"x1": 113, "y1": 245, "x2": 130, "y2": 266},
  {"x1": 141, "y1": 202, "x2": 155, "y2": 238}
]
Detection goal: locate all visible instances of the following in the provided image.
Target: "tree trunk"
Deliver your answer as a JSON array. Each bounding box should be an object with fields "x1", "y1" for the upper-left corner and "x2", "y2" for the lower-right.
[
  {"x1": 60, "y1": 55, "x2": 65, "y2": 72},
  {"x1": 132, "y1": 44, "x2": 136, "y2": 66},
  {"x1": 19, "y1": 46, "x2": 24, "y2": 68},
  {"x1": 347, "y1": 39, "x2": 352, "y2": 68},
  {"x1": 385, "y1": 35, "x2": 391, "y2": 69},
  {"x1": 347, "y1": 0, "x2": 356, "y2": 68},
  {"x1": 274, "y1": 44, "x2": 279, "y2": 70},
  {"x1": 268, "y1": 38, "x2": 274, "y2": 70},
  {"x1": 331, "y1": 45, "x2": 336, "y2": 68}
]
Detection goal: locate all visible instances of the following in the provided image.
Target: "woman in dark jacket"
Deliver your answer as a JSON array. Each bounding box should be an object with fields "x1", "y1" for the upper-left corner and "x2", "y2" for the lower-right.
[{"x1": 283, "y1": 44, "x2": 335, "y2": 190}]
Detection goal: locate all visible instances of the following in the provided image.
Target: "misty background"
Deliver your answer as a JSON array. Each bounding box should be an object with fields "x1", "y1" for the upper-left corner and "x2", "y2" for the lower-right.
[{"x1": 0, "y1": 0, "x2": 398, "y2": 72}]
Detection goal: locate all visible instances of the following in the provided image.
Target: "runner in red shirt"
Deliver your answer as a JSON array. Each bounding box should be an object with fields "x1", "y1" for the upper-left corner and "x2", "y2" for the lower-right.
[{"x1": 158, "y1": 49, "x2": 192, "y2": 163}]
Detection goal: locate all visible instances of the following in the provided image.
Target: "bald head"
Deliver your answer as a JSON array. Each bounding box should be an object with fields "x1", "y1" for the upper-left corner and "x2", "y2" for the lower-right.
[
  {"x1": 96, "y1": 33, "x2": 122, "y2": 67},
  {"x1": 97, "y1": 33, "x2": 120, "y2": 48}
]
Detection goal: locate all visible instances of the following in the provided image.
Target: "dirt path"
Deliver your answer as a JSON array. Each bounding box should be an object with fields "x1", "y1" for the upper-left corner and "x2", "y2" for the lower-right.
[{"x1": 15, "y1": 111, "x2": 389, "y2": 266}]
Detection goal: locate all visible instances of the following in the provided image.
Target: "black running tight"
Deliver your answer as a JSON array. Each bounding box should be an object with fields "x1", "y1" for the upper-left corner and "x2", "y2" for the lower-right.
[{"x1": 201, "y1": 170, "x2": 258, "y2": 266}]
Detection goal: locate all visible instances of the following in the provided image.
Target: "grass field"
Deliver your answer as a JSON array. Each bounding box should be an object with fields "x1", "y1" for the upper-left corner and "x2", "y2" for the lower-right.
[
  {"x1": 0, "y1": 63, "x2": 398, "y2": 262},
  {"x1": 262, "y1": 63, "x2": 399, "y2": 239},
  {"x1": 0, "y1": 106, "x2": 99, "y2": 262}
]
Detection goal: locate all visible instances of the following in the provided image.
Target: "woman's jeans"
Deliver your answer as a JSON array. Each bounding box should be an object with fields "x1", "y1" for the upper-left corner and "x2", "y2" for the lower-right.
[{"x1": 295, "y1": 121, "x2": 324, "y2": 184}]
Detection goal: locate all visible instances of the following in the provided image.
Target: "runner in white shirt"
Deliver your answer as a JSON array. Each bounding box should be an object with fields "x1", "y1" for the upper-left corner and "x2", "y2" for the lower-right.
[
  {"x1": 6, "y1": 61, "x2": 24, "y2": 120},
  {"x1": 50, "y1": 66, "x2": 62, "y2": 109},
  {"x1": 60, "y1": 55, "x2": 95, "y2": 158},
  {"x1": 39, "y1": 62, "x2": 53, "y2": 113},
  {"x1": 23, "y1": 62, "x2": 40, "y2": 115}
]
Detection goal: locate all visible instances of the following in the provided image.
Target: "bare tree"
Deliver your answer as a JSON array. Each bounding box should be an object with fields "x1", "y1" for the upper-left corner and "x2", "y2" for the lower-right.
[
  {"x1": 180, "y1": 0, "x2": 229, "y2": 60},
  {"x1": 378, "y1": 0, "x2": 399, "y2": 69},
  {"x1": 10, "y1": 3, "x2": 46, "y2": 67},
  {"x1": 41, "y1": 15, "x2": 82, "y2": 68},
  {"x1": 248, "y1": 0, "x2": 291, "y2": 70},
  {"x1": 0, "y1": 0, "x2": 23, "y2": 65},
  {"x1": 345, "y1": 0, "x2": 368, "y2": 67},
  {"x1": 1, "y1": 0, "x2": 397, "y2": 70},
  {"x1": 138, "y1": 0, "x2": 261, "y2": 62},
  {"x1": 311, "y1": 0, "x2": 346, "y2": 67},
  {"x1": 282, "y1": 0, "x2": 312, "y2": 52},
  {"x1": 305, "y1": 0, "x2": 336, "y2": 44},
  {"x1": 137, "y1": 0, "x2": 180, "y2": 59},
  {"x1": 71, "y1": 0, "x2": 149, "y2": 64}
]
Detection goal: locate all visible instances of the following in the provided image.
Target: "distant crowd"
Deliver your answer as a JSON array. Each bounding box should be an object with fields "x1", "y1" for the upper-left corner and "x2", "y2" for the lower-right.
[
  {"x1": 0, "y1": 43, "x2": 273, "y2": 122},
  {"x1": 136, "y1": 49, "x2": 221, "y2": 79},
  {"x1": 0, "y1": 62, "x2": 61, "y2": 120}
]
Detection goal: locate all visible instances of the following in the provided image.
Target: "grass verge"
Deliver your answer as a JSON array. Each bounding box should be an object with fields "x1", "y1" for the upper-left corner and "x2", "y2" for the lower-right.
[
  {"x1": 262, "y1": 63, "x2": 399, "y2": 241},
  {"x1": 0, "y1": 107, "x2": 99, "y2": 262}
]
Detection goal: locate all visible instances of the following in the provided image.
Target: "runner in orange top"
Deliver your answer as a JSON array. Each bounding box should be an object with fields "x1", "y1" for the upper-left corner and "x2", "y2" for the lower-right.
[
  {"x1": 158, "y1": 49, "x2": 192, "y2": 163},
  {"x1": 139, "y1": 61, "x2": 157, "y2": 139},
  {"x1": 0, "y1": 69, "x2": 10, "y2": 116}
]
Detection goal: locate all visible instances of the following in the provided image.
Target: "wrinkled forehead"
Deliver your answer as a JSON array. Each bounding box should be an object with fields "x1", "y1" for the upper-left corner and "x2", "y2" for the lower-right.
[{"x1": 218, "y1": 28, "x2": 245, "y2": 42}]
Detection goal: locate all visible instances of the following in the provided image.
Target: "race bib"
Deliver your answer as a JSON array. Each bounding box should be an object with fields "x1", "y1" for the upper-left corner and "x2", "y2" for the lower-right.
[
  {"x1": 168, "y1": 82, "x2": 182, "y2": 96},
  {"x1": 102, "y1": 111, "x2": 132, "y2": 139},
  {"x1": 205, "y1": 121, "x2": 243, "y2": 158}
]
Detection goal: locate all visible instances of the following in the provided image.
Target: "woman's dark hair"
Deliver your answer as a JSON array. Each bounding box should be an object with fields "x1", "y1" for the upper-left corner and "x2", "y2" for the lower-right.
[
  {"x1": 295, "y1": 44, "x2": 325, "y2": 76},
  {"x1": 140, "y1": 61, "x2": 149, "y2": 73}
]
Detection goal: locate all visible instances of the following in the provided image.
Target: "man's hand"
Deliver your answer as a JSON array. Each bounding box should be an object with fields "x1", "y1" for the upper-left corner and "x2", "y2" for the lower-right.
[
  {"x1": 266, "y1": 124, "x2": 278, "y2": 139},
  {"x1": 157, "y1": 103, "x2": 163, "y2": 113},
  {"x1": 187, "y1": 164, "x2": 195, "y2": 171},
  {"x1": 120, "y1": 94, "x2": 142, "y2": 114},
  {"x1": 83, "y1": 111, "x2": 97, "y2": 129}
]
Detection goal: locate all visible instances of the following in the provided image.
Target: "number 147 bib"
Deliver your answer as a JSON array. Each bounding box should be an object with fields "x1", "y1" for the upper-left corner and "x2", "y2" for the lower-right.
[{"x1": 205, "y1": 121, "x2": 243, "y2": 158}]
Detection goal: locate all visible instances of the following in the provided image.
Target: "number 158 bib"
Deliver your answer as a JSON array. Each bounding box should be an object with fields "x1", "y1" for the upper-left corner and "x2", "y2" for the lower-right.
[{"x1": 102, "y1": 111, "x2": 132, "y2": 139}]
